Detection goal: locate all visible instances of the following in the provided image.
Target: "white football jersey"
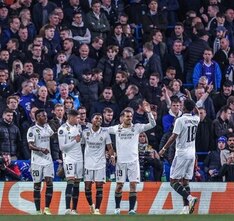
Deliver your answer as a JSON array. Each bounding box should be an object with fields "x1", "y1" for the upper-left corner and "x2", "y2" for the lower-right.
[
  {"x1": 58, "y1": 122, "x2": 83, "y2": 163},
  {"x1": 173, "y1": 113, "x2": 200, "y2": 159},
  {"x1": 108, "y1": 112, "x2": 156, "y2": 163},
  {"x1": 82, "y1": 127, "x2": 112, "y2": 170},
  {"x1": 27, "y1": 123, "x2": 54, "y2": 165}
]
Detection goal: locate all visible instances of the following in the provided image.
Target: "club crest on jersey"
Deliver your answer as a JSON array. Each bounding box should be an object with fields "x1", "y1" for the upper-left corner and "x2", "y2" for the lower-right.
[
  {"x1": 87, "y1": 132, "x2": 90, "y2": 137},
  {"x1": 131, "y1": 128, "x2": 135, "y2": 132},
  {"x1": 100, "y1": 137, "x2": 103, "y2": 141},
  {"x1": 66, "y1": 126, "x2": 70, "y2": 131},
  {"x1": 36, "y1": 129, "x2": 40, "y2": 134},
  {"x1": 28, "y1": 132, "x2": 33, "y2": 137},
  {"x1": 59, "y1": 130, "x2": 63, "y2": 134}
]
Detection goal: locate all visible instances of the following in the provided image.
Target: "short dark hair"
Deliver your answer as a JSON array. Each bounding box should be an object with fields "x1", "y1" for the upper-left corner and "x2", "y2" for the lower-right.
[
  {"x1": 227, "y1": 133, "x2": 234, "y2": 140},
  {"x1": 67, "y1": 109, "x2": 79, "y2": 116},
  {"x1": 183, "y1": 99, "x2": 196, "y2": 112},
  {"x1": 91, "y1": 112, "x2": 102, "y2": 120},
  {"x1": 3, "y1": 108, "x2": 13, "y2": 115},
  {"x1": 35, "y1": 109, "x2": 46, "y2": 120},
  {"x1": 220, "y1": 105, "x2": 231, "y2": 114}
]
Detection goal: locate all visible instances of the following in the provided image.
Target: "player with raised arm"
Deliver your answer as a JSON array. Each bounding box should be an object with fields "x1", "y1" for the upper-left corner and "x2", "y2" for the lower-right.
[
  {"x1": 108, "y1": 101, "x2": 156, "y2": 215},
  {"x1": 58, "y1": 109, "x2": 83, "y2": 215},
  {"x1": 159, "y1": 99, "x2": 200, "y2": 214},
  {"x1": 27, "y1": 109, "x2": 54, "y2": 215},
  {"x1": 82, "y1": 113, "x2": 115, "y2": 215}
]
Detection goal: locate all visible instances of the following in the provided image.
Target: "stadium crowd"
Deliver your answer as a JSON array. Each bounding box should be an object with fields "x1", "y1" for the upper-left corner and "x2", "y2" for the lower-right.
[{"x1": 0, "y1": 0, "x2": 234, "y2": 182}]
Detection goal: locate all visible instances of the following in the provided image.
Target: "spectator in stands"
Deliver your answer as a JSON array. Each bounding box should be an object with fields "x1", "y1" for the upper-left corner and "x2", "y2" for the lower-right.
[
  {"x1": 63, "y1": 0, "x2": 82, "y2": 25},
  {"x1": 213, "y1": 105, "x2": 234, "y2": 142},
  {"x1": 219, "y1": 151, "x2": 234, "y2": 181},
  {"x1": 31, "y1": 86, "x2": 54, "y2": 120},
  {"x1": 0, "y1": 3, "x2": 9, "y2": 30},
  {"x1": 224, "y1": 51, "x2": 234, "y2": 84},
  {"x1": 101, "y1": 107, "x2": 116, "y2": 127},
  {"x1": 196, "y1": 107, "x2": 214, "y2": 158},
  {"x1": 85, "y1": 0, "x2": 110, "y2": 40},
  {"x1": 119, "y1": 84, "x2": 141, "y2": 111},
  {"x1": 46, "y1": 80, "x2": 57, "y2": 101},
  {"x1": 167, "y1": 22, "x2": 191, "y2": 53},
  {"x1": 77, "y1": 70, "x2": 99, "y2": 113},
  {"x1": 129, "y1": 63, "x2": 148, "y2": 96},
  {"x1": 193, "y1": 85, "x2": 216, "y2": 120},
  {"x1": 89, "y1": 36, "x2": 104, "y2": 62},
  {"x1": 101, "y1": 0, "x2": 118, "y2": 27},
  {"x1": 0, "y1": 69, "x2": 14, "y2": 112},
  {"x1": 122, "y1": 47, "x2": 139, "y2": 76},
  {"x1": 10, "y1": 60, "x2": 23, "y2": 91},
  {"x1": 72, "y1": 44, "x2": 97, "y2": 81},
  {"x1": 162, "y1": 66, "x2": 177, "y2": 86},
  {"x1": 29, "y1": 44, "x2": 50, "y2": 77},
  {"x1": 1, "y1": 16, "x2": 21, "y2": 49},
  {"x1": 70, "y1": 11, "x2": 91, "y2": 45},
  {"x1": 169, "y1": 79, "x2": 186, "y2": 102},
  {"x1": 224, "y1": 8, "x2": 234, "y2": 48},
  {"x1": 138, "y1": 132, "x2": 163, "y2": 181},
  {"x1": 21, "y1": 106, "x2": 38, "y2": 160},
  {"x1": 163, "y1": 40, "x2": 187, "y2": 83},
  {"x1": 213, "y1": 80, "x2": 234, "y2": 113},
  {"x1": 142, "y1": 42, "x2": 163, "y2": 79},
  {"x1": 77, "y1": 106, "x2": 92, "y2": 131},
  {"x1": 32, "y1": 0, "x2": 57, "y2": 31},
  {"x1": 213, "y1": 26, "x2": 227, "y2": 54},
  {"x1": 213, "y1": 38, "x2": 232, "y2": 75},
  {"x1": 89, "y1": 87, "x2": 119, "y2": 120},
  {"x1": 97, "y1": 45, "x2": 127, "y2": 87},
  {"x1": 19, "y1": 9, "x2": 36, "y2": 42},
  {"x1": 18, "y1": 25, "x2": 31, "y2": 55},
  {"x1": 141, "y1": 0, "x2": 167, "y2": 43},
  {"x1": 162, "y1": 96, "x2": 182, "y2": 133},
  {"x1": 151, "y1": 29, "x2": 167, "y2": 64},
  {"x1": 143, "y1": 72, "x2": 162, "y2": 107},
  {"x1": 5, "y1": 95, "x2": 25, "y2": 128},
  {"x1": 0, "y1": 108, "x2": 21, "y2": 160},
  {"x1": 107, "y1": 22, "x2": 132, "y2": 52},
  {"x1": 52, "y1": 83, "x2": 80, "y2": 109},
  {"x1": 0, "y1": 49, "x2": 10, "y2": 70},
  {"x1": 112, "y1": 70, "x2": 129, "y2": 108},
  {"x1": 42, "y1": 24, "x2": 61, "y2": 63},
  {"x1": 38, "y1": 68, "x2": 54, "y2": 87},
  {"x1": 206, "y1": 5, "x2": 220, "y2": 37},
  {"x1": 193, "y1": 48, "x2": 222, "y2": 91},
  {"x1": 186, "y1": 30, "x2": 210, "y2": 83},
  {"x1": 49, "y1": 103, "x2": 65, "y2": 162},
  {"x1": 204, "y1": 136, "x2": 226, "y2": 182},
  {"x1": 15, "y1": 80, "x2": 36, "y2": 120}
]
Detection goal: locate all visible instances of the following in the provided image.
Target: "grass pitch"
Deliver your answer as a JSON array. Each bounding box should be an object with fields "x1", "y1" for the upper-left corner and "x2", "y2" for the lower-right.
[{"x1": 0, "y1": 215, "x2": 233, "y2": 221}]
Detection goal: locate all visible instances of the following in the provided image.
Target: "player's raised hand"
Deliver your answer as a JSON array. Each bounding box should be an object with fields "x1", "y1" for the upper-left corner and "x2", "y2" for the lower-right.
[
  {"x1": 41, "y1": 148, "x2": 49, "y2": 155},
  {"x1": 143, "y1": 100, "x2": 151, "y2": 113}
]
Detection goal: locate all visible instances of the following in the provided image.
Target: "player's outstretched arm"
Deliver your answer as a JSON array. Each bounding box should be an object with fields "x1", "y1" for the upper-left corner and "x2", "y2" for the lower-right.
[{"x1": 159, "y1": 133, "x2": 178, "y2": 157}]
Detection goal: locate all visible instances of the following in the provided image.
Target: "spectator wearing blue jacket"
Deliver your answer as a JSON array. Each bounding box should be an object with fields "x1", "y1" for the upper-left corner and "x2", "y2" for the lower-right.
[
  {"x1": 52, "y1": 83, "x2": 80, "y2": 110},
  {"x1": 193, "y1": 48, "x2": 222, "y2": 91}
]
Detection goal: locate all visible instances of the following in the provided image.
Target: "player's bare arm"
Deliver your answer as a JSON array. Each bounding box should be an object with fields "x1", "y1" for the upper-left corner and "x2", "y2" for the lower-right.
[
  {"x1": 107, "y1": 143, "x2": 115, "y2": 166},
  {"x1": 159, "y1": 133, "x2": 178, "y2": 157},
  {"x1": 28, "y1": 141, "x2": 49, "y2": 154}
]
